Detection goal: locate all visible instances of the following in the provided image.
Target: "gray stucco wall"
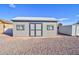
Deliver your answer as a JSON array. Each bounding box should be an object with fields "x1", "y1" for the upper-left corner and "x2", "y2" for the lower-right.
[
  {"x1": 13, "y1": 22, "x2": 58, "y2": 37},
  {"x1": 43, "y1": 22, "x2": 57, "y2": 37},
  {"x1": 13, "y1": 22, "x2": 29, "y2": 37}
]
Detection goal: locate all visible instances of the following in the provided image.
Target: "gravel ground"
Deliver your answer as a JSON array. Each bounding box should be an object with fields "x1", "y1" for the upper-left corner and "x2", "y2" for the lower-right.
[{"x1": 0, "y1": 34, "x2": 79, "y2": 55}]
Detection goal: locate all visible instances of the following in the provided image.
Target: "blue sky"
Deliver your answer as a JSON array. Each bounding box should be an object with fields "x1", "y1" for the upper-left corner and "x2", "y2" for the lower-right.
[{"x1": 0, "y1": 4, "x2": 79, "y2": 25}]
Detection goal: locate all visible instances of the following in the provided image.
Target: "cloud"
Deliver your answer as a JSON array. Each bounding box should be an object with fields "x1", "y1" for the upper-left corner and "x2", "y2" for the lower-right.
[
  {"x1": 58, "y1": 18, "x2": 69, "y2": 21},
  {"x1": 76, "y1": 15, "x2": 79, "y2": 17},
  {"x1": 9, "y1": 4, "x2": 16, "y2": 8}
]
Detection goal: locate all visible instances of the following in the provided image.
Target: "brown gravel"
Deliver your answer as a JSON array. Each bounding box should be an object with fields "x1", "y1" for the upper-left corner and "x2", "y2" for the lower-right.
[{"x1": 0, "y1": 34, "x2": 79, "y2": 55}]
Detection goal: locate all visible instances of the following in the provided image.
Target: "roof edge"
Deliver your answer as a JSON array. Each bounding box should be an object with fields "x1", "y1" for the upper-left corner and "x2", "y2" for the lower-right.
[
  {"x1": 12, "y1": 17, "x2": 58, "y2": 22},
  {"x1": 11, "y1": 20, "x2": 58, "y2": 22}
]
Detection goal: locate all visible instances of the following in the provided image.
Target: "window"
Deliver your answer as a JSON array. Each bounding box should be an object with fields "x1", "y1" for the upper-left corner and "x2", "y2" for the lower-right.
[
  {"x1": 36, "y1": 24, "x2": 42, "y2": 30},
  {"x1": 16, "y1": 25, "x2": 25, "y2": 30},
  {"x1": 47, "y1": 25, "x2": 54, "y2": 30}
]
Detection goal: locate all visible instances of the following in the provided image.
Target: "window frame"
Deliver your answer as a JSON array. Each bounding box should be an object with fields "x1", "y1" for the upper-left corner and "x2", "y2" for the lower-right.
[
  {"x1": 16, "y1": 25, "x2": 25, "y2": 31},
  {"x1": 47, "y1": 25, "x2": 54, "y2": 30}
]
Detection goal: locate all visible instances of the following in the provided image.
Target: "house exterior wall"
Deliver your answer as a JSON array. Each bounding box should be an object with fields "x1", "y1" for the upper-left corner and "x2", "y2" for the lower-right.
[
  {"x1": 72, "y1": 24, "x2": 79, "y2": 36},
  {"x1": 43, "y1": 22, "x2": 58, "y2": 37},
  {"x1": 76, "y1": 24, "x2": 79, "y2": 36},
  {"x1": 4, "y1": 24, "x2": 13, "y2": 30},
  {"x1": 0, "y1": 24, "x2": 4, "y2": 33},
  {"x1": 13, "y1": 22, "x2": 29, "y2": 37},
  {"x1": 72, "y1": 25, "x2": 76, "y2": 36},
  {"x1": 13, "y1": 22, "x2": 58, "y2": 37},
  {"x1": 0, "y1": 23, "x2": 13, "y2": 34},
  {"x1": 0, "y1": 21, "x2": 4, "y2": 33},
  {"x1": 3, "y1": 24, "x2": 13, "y2": 34},
  {"x1": 59, "y1": 25, "x2": 72, "y2": 35},
  {"x1": 0, "y1": 20, "x2": 13, "y2": 34}
]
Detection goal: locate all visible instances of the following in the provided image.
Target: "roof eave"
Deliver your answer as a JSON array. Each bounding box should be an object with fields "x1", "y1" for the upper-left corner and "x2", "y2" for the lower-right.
[{"x1": 11, "y1": 20, "x2": 58, "y2": 22}]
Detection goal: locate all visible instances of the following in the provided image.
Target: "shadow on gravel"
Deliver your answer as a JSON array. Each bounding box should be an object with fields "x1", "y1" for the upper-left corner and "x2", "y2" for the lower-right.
[
  {"x1": 3, "y1": 28, "x2": 13, "y2": 36},
  {"x1": 58, "y1": 32, "x2": 72, "y2": 36}
]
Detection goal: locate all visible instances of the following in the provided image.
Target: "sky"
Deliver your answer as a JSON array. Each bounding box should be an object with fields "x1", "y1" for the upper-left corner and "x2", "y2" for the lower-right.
[{"x1": 0, "y1": 4, "x2": 79, "y2": 25}]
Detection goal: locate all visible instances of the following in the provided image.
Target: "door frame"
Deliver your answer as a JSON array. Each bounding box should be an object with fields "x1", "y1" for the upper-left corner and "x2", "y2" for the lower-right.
[{"x1": 29, "y1": 23, "x2": 43, "y2": 37}]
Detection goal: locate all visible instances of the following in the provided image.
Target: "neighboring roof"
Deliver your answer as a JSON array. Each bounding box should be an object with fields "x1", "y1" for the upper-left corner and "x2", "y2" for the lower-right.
[
  {"x1": 0, "y1": 19, "x2": 12, "y2": 24},
  {"x1": 12, "y1": 17, "x2": 58, "y2": 22}
]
